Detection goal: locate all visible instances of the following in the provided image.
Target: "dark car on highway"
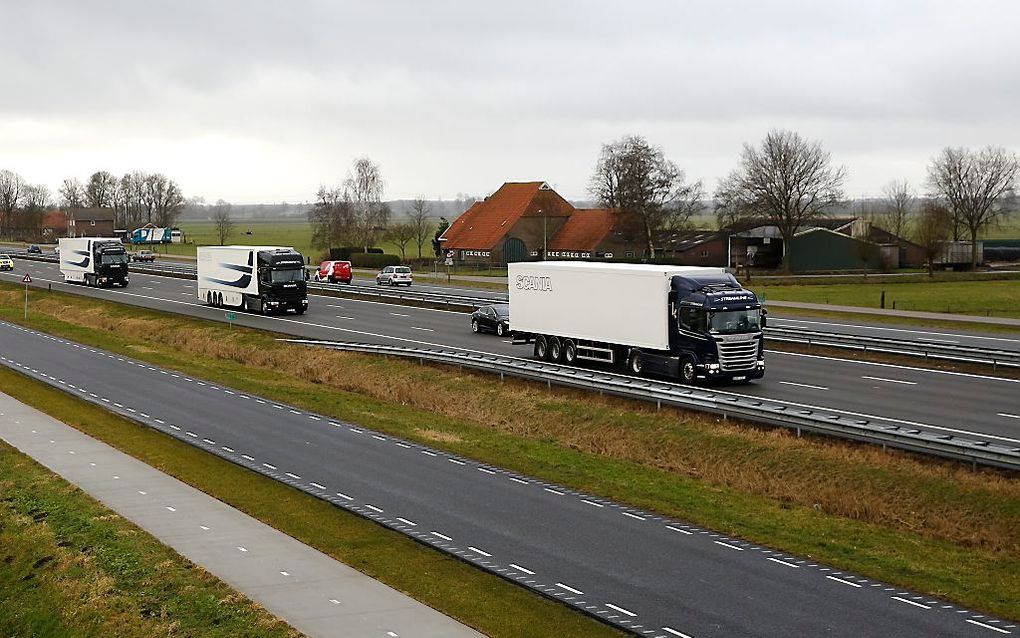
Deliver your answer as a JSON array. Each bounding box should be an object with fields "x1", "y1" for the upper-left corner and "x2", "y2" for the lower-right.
[
  {"x1": 471, "y1": 304, "x2": 511, "y2": 337},
  {"x1": 27, "y1": 244, "x2": 42, "y2": 254}
]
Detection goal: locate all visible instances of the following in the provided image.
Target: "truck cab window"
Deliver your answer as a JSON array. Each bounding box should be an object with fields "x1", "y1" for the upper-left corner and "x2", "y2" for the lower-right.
[
  {"x1": 679, "y1": 307, "x2": 707, "y2": 332},
  {"x1": 270, "y1": 268, "x2": 304, "y2": 283}
]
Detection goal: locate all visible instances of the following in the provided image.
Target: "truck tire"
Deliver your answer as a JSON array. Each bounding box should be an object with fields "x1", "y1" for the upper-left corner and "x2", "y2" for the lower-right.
[
  {"x1": 294, "y1": 306, "x2": 305, "y2": 315},
  {"x1": 120, "y1": 280, "x2": 128, "y2": 289},
  {"x1": 563, "y1": 340, "x2": 577, "y2": 364},
  {"x1": 628, "y1": 350, "x2": 643, "y2": 375},
  {"x1": 496, "y1": 323, "x2": 506, "y2": 337},
  {"x1": 548, "y1": 337, "x2": 563, "y2": 363},
  {"x1": 680, "y1": 356, "x2": 697, "y2": 384},
  {"x1": 261, "y1": 296, "x2": 273, "y2": 315},
  {"x1": 471, "y1": 319, "x2": 480, "y2": 333},
  {"x1": 534, "y1": 335, "x2": 549, "y2": 360}
]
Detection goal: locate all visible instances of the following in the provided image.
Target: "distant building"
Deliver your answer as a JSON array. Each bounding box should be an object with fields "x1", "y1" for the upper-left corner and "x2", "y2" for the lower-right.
[{"x1": 66, "y1": 208, "x2": 116, "y2": 238}]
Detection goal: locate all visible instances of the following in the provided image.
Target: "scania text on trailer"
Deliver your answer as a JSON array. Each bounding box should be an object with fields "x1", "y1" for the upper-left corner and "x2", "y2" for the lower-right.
[
  {"x1": 508, "y1": 262, "x2": 765, "y2": 383},
  {"x1": 58, "y1": 237, "x2": 130, "y2": 288},
  {"x1": 197, "y1": 246, "x2": 308, "y2": 315}
]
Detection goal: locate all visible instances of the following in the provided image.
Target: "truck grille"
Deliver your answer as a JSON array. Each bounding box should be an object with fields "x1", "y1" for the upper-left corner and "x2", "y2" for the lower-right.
[{"x1": 717, "y1": 338, "x2": 758, "y2": 371}]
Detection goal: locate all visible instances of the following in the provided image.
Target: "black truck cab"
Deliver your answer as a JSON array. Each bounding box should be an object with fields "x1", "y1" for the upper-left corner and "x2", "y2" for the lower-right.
[{"x1": 255, "y1": 249, "x2": 308, "y2": 314}]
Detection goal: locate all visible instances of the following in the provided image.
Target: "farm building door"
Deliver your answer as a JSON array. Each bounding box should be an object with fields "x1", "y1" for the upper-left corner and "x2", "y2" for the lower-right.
[{"x1": 502, "y1": 237, "x2": 528, "y2": 264}]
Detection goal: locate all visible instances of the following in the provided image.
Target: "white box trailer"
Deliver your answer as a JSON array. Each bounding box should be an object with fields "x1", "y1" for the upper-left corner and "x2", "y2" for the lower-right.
[
  {"x1": 508, "y1": 261, "x2": 765, "y2": 383},
  {"x1": 197, "y1": 245, "x2": 308, "y2": 315},
  {"x1": 58, "y1": 237, "x2": 129, "y2": 287}
]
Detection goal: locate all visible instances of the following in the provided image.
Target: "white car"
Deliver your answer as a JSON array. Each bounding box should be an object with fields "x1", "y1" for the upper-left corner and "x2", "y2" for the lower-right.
[{"x1": 376, "y1": 265, "x2": 413, "y2": 286}]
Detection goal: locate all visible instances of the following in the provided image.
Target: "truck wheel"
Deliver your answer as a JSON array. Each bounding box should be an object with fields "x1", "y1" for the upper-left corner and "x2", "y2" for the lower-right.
[
  {"x1": 534, "y1": 335, "x2": 549, "y2": 360},
  {"x1": 294, "y1": 306, "x2": 305, "y2": 315},
  {"x1": 680, "y1": 357, "x2": 697, "y2": 384},
  {"x1": 261, "y1": 297, "x2": 273, "y2": 315},
  {"x1": 549, "y1": 337, "x2": 563, "y2": 363},
  {"x1": 121, "y1": 280, "x2": 128, "y2": 289},
  {"x1": 628, "y1": 350, "x2": 643, "y2": 375},
  {"x1": 471, "y1": 320, "x2": 480, "y2": 333},
  {"x1": 563, "y1": 340, "x2": 577, "y2": 364}
]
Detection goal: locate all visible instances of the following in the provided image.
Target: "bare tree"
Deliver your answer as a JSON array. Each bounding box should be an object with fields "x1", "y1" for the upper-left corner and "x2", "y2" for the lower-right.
[
  {"x1": 344, "y1": 157, "x2": 388, "y2": 251},
  {"x1": 408, "y1": 197, "x2": 434, "y2": 258},
  {"x1": 880, "y1": 179, "x2": 914, "y2": 239},
  {"x1": 715, "y1": 129, "x2": 846, "y2": 272},
  {"x1": 212, "y1": 199, "x2": 234, "y2": 245},
  {"x1": 59, "y1": 177, "x2": 86, "y2": 210},
  {"x1": 589, "y1": 135, "x2": 703, "y2": 258},
  {"x1": 927, "y1": 146, "x2": 1020, "y2": 270},
  {"x1": 86, "y1": 171, "x2": 118, "y2": 208},
  {"x1": 117, "y1": 171, "x2": 147, "y2": 228},
  {"x1": 18, "y1": 184, "x2": 50, "y2": 238},
  {"x1": 0, "y1": 169, "x2": 24, "y2": 237},
  {"x1": 143, "y1": 173, "x2": 186, "y2": 226},
  {"x1": 308, "y1": 185, "x2": 355, "y2": 254},
  {"x1": 386, "y1": 221, "x2": 415, "y2": 261},
  {"x1": 914, "y1": 201, "x2": 953, "y2": 278}
]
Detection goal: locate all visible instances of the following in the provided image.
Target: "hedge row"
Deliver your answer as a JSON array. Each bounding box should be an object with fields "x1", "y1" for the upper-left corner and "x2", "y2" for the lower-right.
[{"x1": 348, "y1": 252, "x2": 402, "y2": 268}]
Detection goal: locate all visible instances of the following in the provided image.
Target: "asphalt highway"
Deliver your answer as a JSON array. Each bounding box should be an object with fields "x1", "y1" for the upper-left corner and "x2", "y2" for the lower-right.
[
  {"x1": 3, "y1": 259, "x2": 1019, "y2": 447},
  {"x1": 0, "y1": 321, "x2": 1011, "y2": 637}
]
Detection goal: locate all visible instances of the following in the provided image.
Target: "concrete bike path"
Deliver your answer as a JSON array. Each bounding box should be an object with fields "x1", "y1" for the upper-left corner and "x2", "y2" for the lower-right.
[{"x1": 0, "y1": 391, "x2": 484, "y2": 638}]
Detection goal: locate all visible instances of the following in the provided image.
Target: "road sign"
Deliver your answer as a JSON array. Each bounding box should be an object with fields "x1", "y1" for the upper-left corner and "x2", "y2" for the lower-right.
[
  {"x1": 225, "y1": 311, "x2": 237, "y2": 322},
  {"x1": 445, "y1": 257, "x2": 454, "y2": 266},
  {"x1": 22, "y1": 273, "x2": 31, "y2": 283}
]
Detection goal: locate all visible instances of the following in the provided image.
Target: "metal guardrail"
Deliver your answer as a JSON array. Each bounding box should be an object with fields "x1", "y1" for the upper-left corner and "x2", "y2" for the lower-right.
[
  {"x1": 285, "y1": 339, "x2": 1020, "y2": 471},
  {"x1": 765, "y1": 327, "x2": 1020, "y2": 369}
]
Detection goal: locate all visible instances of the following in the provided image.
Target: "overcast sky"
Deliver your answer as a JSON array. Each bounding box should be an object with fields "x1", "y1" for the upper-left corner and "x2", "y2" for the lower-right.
[{"x1": 2, "y1": 1, "x2": 1017, "y2": 204}]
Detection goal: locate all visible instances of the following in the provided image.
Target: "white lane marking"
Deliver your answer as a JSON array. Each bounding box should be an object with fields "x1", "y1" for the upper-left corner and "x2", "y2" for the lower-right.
[
  {"x1": 336, "y1": 316, "x2": 355, "y2": 320},
  {"x1": 389, "y1": 312, "x2": 410, "y2": 317},
  {"x1": 237, "y1": 546, "x2": 248, "y2": 552},
  {"x1": 778, "y1": 380, "x2": 829, "y2": 390},
  {"x1": 662, "y1": 627, "x2": 694, "y2": 638},
  {"x1": 508, "y1": 563, "x2": 534, "y2": 575},
  {"x1": 411, "y1": 326, "x2": 434, "y2": 332},
  {"x1": 395, "y1": 442, "x2": 411, "y2": 448},
  {"x1": 767, "y1": 557, "x2": 800, "y2": 568},
  {"x1": 222, "y1": 446, "x2": 235, "y2": 452},
  {"x1": 918, "y1": 337, "x2": 959, "y2": 343},
  {"x1": 509, "y1": 477, "x2": 529, "y2": 485},
  {"x1": 605, "y1": 603, "x2": 636, "y2": 617},
  {"x1": 328, "y1": 304, "x2": 344, "y2": 308},
  {"x1": 966, "y1": 619, "x2": 1011, "y2": 634},
  {"x1": 892, "y1": 596, "x2": 930, "y2": 609},
  {"x1": 395, "y1": 517, "x2": 417, "y2": 526},
  {"x1": 185, "y1": 431, "x2": 197, "y2": 438},
  {"x1": 307, "y1": 415, "x2": 320, "y2": 421},
  {"x1": 775, "y1": 350, "x2": 1019, "y2": 384},
  {"x1": 556, "y1": 582, "x2": 584, "y2": 595},
  {"x1": 310, "y1": 482, "x2": 326, "y2": 490},
  {"x1": 430, "y1": 531, "x2": 452, "y2": 541},
  {"x1": 372, "y1": 434, "x2": 386, "y2": 441},
  {"x1": 421, "y1": 450, "x2": 437, "y2": 456},
  {"x1": 138, "y1": 490, "x2": 147, "y2": 495},
  {"x1": 861, "y1": 375, "x2": 917, "y2": 386},
  {"x1": 289, "y1": 409, "x2": 300, "y2": 414},
  {"x1": 336, "y1": 492, "x2": 353, "y2": 500},
  {"x1": 467, "y1": 546, "x2": 492, "y2": 557},
  {"x1": 714, "y1": 541, "x2": 744, "y2": 551},
  {"x1": 241, "y1": 454, "x2": 255, "y2": 461},
  {"x1": 329, "y1": 599, "x2": 340, "y2": 604},
  {"x1": 827, "y1": 575, "x2": 861, "y2": 588},
  {"x1": 622, "y1": 511, "x2": 645, "y2": 521},
  {"x1": 280, "y1": 571, "x2": 290, "y2": 576},
  {"x1": 666, "y1": 525, "x2": 693, "y2": 535},
  {"x1": 349, "y1": 427, "x2": 363, "y2": 433},
  {"x1": 202, "y1": 438, "x2": 215, "y2": 445},
  {"x1": 581, "y1": 499, "x2": 604, "y2": 508},
  {"x1": 165, "y1": 506, "x2": 176, "y2": 512},
  {"x1": 544, "y1": 487, "x2": 564, "y2": 495},
  {"x1": 285, "y1": 472, "x2": 302, "y2": 480},
  {"x1": 200, "y1": 525, "x2": 210, "y2": 530},
  {"x1": 448, "y1": 458, "x2": 466, "y2": 465},
  {"x1": 999, "y1": 413, "x2": 1020, "y2": 420},
  {"x1": 364, "y1": 504, "x2": 383, "y2": 513},
  {"x1": 263, "y1": 463, "x2": 277, "y2": 470},
  {"x1": 477, "y1": 467, "x2": 496, "y2": 474}
]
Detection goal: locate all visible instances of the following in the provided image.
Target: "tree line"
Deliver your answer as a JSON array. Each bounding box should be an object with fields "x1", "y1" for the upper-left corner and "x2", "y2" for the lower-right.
[
  {"x1": 0, "y1": 168, "x2": 187, "y2": 239},
  {"x1": 589, "y1": 131, "x2": 1018, "y2": 271}
]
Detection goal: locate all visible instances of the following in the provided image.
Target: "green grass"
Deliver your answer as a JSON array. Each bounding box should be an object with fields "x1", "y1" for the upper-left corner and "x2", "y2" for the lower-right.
[
  {"x1": 1, "y1": 281, "x2": 1019, "y2": 623},
  {"x1": 0, "y1": 438, "x2": 300, "y2": 638},
  {"x1": 752, "y1": 278, "x2": 1020, "y2": 319}
]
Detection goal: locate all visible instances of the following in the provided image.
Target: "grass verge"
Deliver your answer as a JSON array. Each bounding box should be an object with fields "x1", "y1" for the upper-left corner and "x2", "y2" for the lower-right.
[
  {"x1": 0, "y1": 438, "x2": 300, "y2": 638},
  {"x1": 1, "y1": 282, "x2": 1019, "y2": 622}
]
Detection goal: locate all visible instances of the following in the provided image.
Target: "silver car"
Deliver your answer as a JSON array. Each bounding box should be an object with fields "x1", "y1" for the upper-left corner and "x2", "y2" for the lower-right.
[{"x1": 376, "y1": 265, "x2": 413, "y2": 286}]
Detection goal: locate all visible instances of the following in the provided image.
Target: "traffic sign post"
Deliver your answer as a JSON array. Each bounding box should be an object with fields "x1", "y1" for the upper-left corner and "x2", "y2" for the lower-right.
[
  {"x1": 22, "y1": 273, "x2": 31, "y2": 319},
  {"x1": 224, "y1": 310, "x2": 237, "y2": 328}
]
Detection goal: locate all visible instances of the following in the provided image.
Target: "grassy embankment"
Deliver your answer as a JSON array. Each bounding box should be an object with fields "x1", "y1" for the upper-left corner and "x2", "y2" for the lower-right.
[
  {"x1": 0, "y1": 439, "x2": 301, "y2": 637},
  {"x1": 0, "y1": 282, "x2": 1018, "y2": 622}
]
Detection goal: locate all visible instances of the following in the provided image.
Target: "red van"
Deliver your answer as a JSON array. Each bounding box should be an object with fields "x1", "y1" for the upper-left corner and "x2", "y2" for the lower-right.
[{"x1": 315, "y1": 260, "x2": 352, "y2": 284}]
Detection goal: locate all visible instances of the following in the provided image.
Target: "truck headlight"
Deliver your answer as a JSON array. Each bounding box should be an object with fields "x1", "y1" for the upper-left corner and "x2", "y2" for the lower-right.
[{"x1": 708, "y1": 363, "x2": 720, "y2": 371}]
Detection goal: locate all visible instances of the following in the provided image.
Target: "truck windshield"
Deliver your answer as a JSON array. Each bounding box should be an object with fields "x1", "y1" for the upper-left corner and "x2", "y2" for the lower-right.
[
  {"x1": 708, "y1": 309, "x2": 761, "y2": 334},
  {"x1": 100, "y1": 253, "x2": 129, "y2": 265},
  {"x1": 270, "y1": 268, "x2": 304, "y2": 283}
]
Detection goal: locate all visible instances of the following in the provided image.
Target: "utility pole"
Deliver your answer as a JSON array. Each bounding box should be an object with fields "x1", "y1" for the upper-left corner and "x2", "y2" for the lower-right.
[{"x1": 541, "y1": 208, "x2": 547, "y2": 260}]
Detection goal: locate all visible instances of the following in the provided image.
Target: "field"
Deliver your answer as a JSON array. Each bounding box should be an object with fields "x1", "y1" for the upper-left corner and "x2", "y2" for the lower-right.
[
  {"x1": 1, "y1": 281, "x2": 1018, "y2": 623},
  {"x1": 752, "y1": 278, "x2": 1020, "y2": 319}
]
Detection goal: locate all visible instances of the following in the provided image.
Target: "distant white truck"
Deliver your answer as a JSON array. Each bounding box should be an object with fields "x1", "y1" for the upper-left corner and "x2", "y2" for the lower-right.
[
  {"x1": 197, "y1": 245, "x2": 308, "y2": 315},
  {"x1": 58, "y1": 237, "x2": 130, "y2": 288},
  {"x1": 508, "y1": 261, "x2": 765, "y2": 383}
]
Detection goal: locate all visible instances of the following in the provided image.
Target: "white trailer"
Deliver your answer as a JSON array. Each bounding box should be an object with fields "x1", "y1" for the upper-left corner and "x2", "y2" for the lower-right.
[
  {"x1": 58, "y1": 237, "x2": 129, "y2": 287},
  {"x1": 508, "y1": 261, "x2": 765, "y2": 383},
  {"x1": 197, "y1": 245, "x2": 308, "y2": 315}
]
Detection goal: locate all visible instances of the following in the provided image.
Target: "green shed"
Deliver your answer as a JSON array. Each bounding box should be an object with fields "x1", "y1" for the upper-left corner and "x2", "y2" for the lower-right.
[{"x1": 787, "y1": 228, "x2": 883, "y2": 272}]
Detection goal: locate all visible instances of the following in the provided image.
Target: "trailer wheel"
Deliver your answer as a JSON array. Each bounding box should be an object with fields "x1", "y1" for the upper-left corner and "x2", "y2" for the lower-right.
[
  {"x1": 680, "y1": 356, "x2": 697, "y2": 384},
  {"x1": 534, "y1": 335, "x2": 549, "y2": 360},
  {"x1": 628, "y1": 350, "x2": 643, "y2": 375},
  {"x1": 548, "y1": 337, "x2": 563, "y2": 363},
  {"x1": 206, "y1": 291, "x2": 213, "y2": 305},
  {"x1": 563, "y1": 340, "x2": 577, "y2": 364}
]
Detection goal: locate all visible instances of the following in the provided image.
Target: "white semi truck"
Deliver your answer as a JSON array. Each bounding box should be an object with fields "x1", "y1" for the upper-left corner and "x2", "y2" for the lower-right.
[
  {"x1": 197, "y1": 245, "x2": 308, "y2": 315},
  {"x1": 58, "y1": 237, "x2": 130, "y2": 288},
  {"x1": 508, "y1": 261, "x2": 765, "y2": 383}
]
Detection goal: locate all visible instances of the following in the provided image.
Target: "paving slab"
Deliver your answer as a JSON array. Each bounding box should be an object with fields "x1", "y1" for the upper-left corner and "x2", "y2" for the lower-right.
[{"x1": 0, "y1": 390, "x2": 484, "y2": 638}]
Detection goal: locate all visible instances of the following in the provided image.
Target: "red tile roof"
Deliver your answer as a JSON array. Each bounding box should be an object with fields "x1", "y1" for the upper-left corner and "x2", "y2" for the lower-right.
[
  {"x1": 441, "y1": 181, "x2": 573, "y2": 250},
  {"x1": 547, "y1": 209, "x2": 617, "y2": 251}
]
